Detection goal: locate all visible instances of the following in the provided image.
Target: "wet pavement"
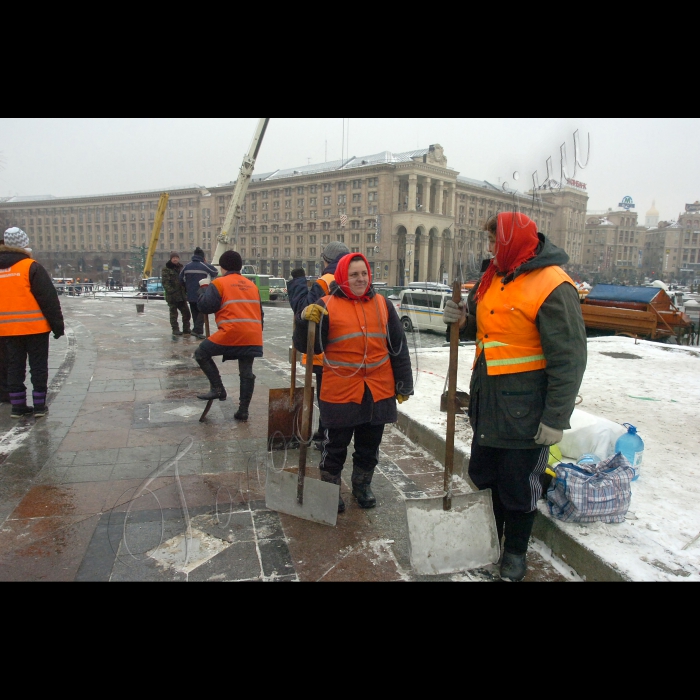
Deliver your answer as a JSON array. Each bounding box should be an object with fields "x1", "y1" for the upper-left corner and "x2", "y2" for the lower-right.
[{"x1": 0, "y1": 295, "x2": 577, "y2": 582}]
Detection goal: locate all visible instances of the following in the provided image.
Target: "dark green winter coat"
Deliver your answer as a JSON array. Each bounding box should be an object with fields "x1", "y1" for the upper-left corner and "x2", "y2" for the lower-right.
[
  {"x1": 455, "y1": 234, "x2": 587, "y2": 450},
  {"x1": 161, "y1": 261, "x2": 186, "y2": 304}
]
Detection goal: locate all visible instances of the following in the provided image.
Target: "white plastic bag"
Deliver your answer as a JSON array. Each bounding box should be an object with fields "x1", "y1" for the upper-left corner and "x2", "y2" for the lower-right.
[{"x1": 558, "y1": 409, "x2": 626, "y2": 463}]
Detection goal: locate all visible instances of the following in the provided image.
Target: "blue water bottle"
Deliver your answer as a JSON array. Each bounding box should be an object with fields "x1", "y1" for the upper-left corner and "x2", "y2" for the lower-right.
[{"x1": 615, "y1": 424, "x2": 644, "y2": 481}]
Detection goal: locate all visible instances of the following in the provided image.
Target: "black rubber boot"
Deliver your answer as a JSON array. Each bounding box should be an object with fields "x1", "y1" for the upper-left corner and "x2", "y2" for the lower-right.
[
  {"x1": 196, "y1": 357, "x2": 227, "y2": 401},
  {"x1": 500, "y1": 551, "x2": 527, "y2": 582},
  {"x1": 321, "y1": 470, "x2": 345, "y2": 513},
  {"x1": 234, "y1": 375, "x2": 255, "y2": 421},
  {"x1": 351, "y1": 466, "x2": 377, "y2": 509}
]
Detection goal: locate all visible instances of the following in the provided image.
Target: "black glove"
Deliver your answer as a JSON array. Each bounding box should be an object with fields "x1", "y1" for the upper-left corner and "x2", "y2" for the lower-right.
[
  {"x1": 291, "y1": 268, "x2": 306, "y2": 279},
  {"x1": 53, "y1": 330, "x2": 64, "y2": 340}
]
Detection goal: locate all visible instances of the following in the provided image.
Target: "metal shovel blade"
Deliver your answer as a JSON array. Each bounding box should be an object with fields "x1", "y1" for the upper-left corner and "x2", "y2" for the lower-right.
[
  {"x1": 405, "y1": 490, "x2": 500, "y2": 575},
  {"x1": 265, "y1": 468, "x2": 339, "y2": 527}
]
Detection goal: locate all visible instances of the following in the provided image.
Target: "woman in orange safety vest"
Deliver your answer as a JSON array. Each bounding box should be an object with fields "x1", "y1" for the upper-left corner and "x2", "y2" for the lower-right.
[
  {"x1": 443, "y1": 213, "x2": 587, "y2": 581},
  {"x1": 294, "y1": 253, "x2": 413, "y2": 514}
]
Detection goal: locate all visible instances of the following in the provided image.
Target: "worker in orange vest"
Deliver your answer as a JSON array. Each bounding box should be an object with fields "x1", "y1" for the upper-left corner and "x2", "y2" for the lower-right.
[
  {"x1": 294, "y1": 253, "x2": 413, "y2": 513},
  {"x1": 287, "y1": 241, "x2": 349, "y2": 446},
  {"x1": 443, "y1": 213, "x2": 587, "y2": 581},
  {"x1": 194, "y1": 251, "x2": 263, "y2": 422},
  {"x1": 0, "y1": 228, "x2": 64, "y2": 418}
]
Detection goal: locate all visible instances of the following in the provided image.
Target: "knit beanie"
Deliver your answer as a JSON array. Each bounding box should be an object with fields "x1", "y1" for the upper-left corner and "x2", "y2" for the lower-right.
[
  {"x1": 219, "y1": 251, "x2": 243, "y2": 272},
  {"x1": 322, "y1": 240, "x2": 350, "y2": 264},
  {"x1": 4, "y1": 227, "x2": 30, "y2": 249},
  {"x1": 169, "y1": 251, "x2": 180, "y2": 261},
  {"x1": 194, "y1": 247, "x2": 205, "y2": 257}
]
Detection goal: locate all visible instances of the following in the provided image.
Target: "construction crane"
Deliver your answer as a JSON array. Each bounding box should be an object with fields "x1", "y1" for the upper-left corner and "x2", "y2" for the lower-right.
[
  {"x1": 142, "y1": 192, "x2": 170, "y2": 278},
  {"x1": 212, "y1": 118, "x2": 271, "y2": 267}
]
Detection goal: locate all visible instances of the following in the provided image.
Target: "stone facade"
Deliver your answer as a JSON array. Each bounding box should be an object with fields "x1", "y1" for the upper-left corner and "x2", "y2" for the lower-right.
[
  {"x1": 584, "y1": 210, "x2": 646, "y2": 281},
  {"x1": 0, "y1": 144, "x2": 589, "y2": 285}
]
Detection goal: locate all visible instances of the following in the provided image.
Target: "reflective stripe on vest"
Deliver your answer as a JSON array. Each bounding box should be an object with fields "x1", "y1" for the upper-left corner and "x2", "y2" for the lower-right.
[
  {"x1": 208, "y1": 274, "x2": 263, "y2": 347},
  {"x1": 302, "y1": 273, "x2": 336, "y2": 367},
  {"x1": 0, "y1": 258, "x2": 52, "y2": 337},
  {"x1": 319, "y1": 294, "x2": 395, "y2": 405},
  {"x1": 475, "y1": 266, "x2": 575, "y2": 376}
]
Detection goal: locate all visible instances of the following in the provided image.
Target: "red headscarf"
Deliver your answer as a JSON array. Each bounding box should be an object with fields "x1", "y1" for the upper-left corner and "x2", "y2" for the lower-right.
[
  {"x1": 334, "y1": 253, "x2": 372, "y2": 301},
  {"x1": 475, "y1": 212, "x2": 540, "y2": 303}
]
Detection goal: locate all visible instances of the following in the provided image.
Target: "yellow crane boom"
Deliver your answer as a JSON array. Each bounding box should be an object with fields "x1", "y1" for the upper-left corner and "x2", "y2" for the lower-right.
[{"x1": 142, "y1": 192, "x2": 170, "y2": 278}]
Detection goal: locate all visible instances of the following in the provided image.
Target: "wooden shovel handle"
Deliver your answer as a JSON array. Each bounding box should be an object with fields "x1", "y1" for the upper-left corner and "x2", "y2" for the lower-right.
[
  {"x1": 290, "y1": 321, "x2": 297, "y2": 407},
  {"x1": 444, "y1": 279, "x2": 462, "y2": 511},
  {"x1": 297, "y1": 320, "x2": 316, "y2": 504}
]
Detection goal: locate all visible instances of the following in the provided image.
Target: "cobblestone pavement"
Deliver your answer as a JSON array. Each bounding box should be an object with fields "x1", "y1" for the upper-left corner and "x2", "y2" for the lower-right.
[{"x1": 0, "y1": 295, "x2": 577, "y2": 582}]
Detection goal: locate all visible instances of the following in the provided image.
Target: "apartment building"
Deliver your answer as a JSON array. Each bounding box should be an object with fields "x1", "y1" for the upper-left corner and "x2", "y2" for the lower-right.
[
  {"x1": 584, "y1": 210, "x2": 647, "y2": 281},
  {"x1": 0, "y1": 144, "x2": 588, "y2": 285}
]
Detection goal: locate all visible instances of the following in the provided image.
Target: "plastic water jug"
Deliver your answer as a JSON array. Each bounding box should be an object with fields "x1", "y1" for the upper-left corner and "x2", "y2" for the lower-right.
[{"x1": 615, "y1": 424, "x2": 644, "y2": 480}]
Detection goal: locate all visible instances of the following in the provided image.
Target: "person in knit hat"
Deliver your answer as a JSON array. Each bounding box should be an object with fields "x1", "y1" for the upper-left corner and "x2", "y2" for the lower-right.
[
  {"x1": 442, "y1": 213, "x2": 587, "y2": 582},
  {"x1": 287, "y1": 240, "x2": 350, "y2": 447},
  {"x1": 161, "y1": 252, "x2": 191, "y2": 336},
  {"x1": 0, "y1": 227, "x2": 64, "y2": 418},
  {"x1": 194, "y1": 250, "x2": 263, "y2": 422}
]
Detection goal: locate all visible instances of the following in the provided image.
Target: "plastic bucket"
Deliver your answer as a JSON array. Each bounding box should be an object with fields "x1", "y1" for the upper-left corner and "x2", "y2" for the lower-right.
[{"x1": 136, "y1": 304, "x2": 145, "y2": 314}]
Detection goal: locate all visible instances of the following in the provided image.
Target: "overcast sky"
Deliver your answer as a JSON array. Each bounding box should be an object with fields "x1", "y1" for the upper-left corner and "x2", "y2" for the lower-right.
[{"x1": 1, "y1": 118, "x2": 698, "y2": 221}]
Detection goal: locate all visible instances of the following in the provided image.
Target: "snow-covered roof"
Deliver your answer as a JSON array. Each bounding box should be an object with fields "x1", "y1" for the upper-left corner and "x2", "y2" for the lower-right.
[
  {"x1": 246, "y1": 148, "x2": 434, "y2": 184},
  {"x1": 1, "y1": 185, "x2": 206, "y2": 205}
]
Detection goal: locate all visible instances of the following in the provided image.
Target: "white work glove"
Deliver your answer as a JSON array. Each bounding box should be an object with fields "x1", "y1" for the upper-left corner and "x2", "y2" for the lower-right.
[
  {"x1": 534, "y1": 423, "x2": 563, "y2": 446},
  {"x1": 443, "y1": 299, "x2": 466, "y2": 325},
  {"x1": 199, "y1": 276, "x2": 211, "y2": 288}
]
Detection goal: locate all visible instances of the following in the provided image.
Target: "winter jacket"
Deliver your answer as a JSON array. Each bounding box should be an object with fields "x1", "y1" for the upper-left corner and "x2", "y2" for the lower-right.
[
  {"x1": 455, "y1": 234, "x2": 587, "y2": 450},
  {"x1": 197, "y1": 271, "x2": 264, "y2": 359},
  {"x1": 287, "y1": 257, "x2": 341, "y2": 315},
  {"x1": 179, "y1": 255, "x2": 218, "y2": 303},
  {"x1": 294, "y1": 283, "x2": 413, "y2": 429},
  {"x1": 161, "y1": 261, "x2": 187, "y2": 304},
  {"x1": 0, "y1": 245, "x2": 64, "y2": 337}
]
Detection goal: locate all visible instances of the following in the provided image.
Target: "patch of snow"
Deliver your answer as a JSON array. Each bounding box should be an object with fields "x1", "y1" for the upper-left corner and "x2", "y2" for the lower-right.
[{"x1": 399, "y1": 336, "x2": 700, "y2": 581}]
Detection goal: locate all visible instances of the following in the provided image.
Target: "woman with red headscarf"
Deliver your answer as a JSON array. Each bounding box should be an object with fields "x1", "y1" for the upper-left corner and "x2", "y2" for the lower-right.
[
  {"x1": 294, "y1": 253, "x2": 413, "y2": 514},
  {"x1": 443, "y1": 212, "x2": 587, "y2": 581}
]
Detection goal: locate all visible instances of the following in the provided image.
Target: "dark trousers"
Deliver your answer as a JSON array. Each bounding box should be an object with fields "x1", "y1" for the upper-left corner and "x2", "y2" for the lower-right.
[
  {"x1": 319, "y1": 423, "x2": 385, "y2": 477},
  {"x1": 189, "y1": 302, "x2": 204, "y2": 335},
  {"x1": 468, "y1": 441, "x2": 548, "y2": 555},
  {"x1": 169, "y1": 301, "x2": 192, "y2": 332},
  {"x1": 194, "y1": 340, "x2": 255, "y2": 406},
  {"x1": 4, "y1": 332, "x2": 50, "y2": 396},
  {"x1": 0, "y1": 337, "x2": 8, "y2": 396}
]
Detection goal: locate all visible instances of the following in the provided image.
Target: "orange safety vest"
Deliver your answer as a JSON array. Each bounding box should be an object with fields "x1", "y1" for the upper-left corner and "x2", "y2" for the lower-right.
[
  {"x1": 208, "y1": 274, "x2": 263, "y2": 347},
  {"x1": 319, "y1": 293, "x2": 395, "y2": 405},
  {"x1": 0, "y1": 258, "x2": 52, "y2": 337},
  {"x1": 302, "y1": 273, "x2": 335, "y2": 368},
  {"x1": 475, "y1": 266, "x2": 575, "y2": 376}
]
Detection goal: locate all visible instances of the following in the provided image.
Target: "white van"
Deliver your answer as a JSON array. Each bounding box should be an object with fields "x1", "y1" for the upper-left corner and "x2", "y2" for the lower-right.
[{"x1": 398, "y1": 289, "x2": 454, "y2": 333}]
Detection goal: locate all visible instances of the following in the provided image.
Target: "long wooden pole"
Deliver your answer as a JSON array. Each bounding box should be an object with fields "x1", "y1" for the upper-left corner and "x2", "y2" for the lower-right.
[
  {"x1": 443, "y1": 279, "x2": 461, "y2": 511},
  {"x1": 297, "y1": 321, "x2": 316, "y2": 505}
]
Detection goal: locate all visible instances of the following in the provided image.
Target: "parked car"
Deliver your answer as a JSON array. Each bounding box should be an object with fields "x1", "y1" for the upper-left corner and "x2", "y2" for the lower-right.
[
  {"x1": 398, "y1": 289, "x2": 456, "y2": 333},
  {"x1": 268, "y1": 277, "x2": 288, "y2": 301}
]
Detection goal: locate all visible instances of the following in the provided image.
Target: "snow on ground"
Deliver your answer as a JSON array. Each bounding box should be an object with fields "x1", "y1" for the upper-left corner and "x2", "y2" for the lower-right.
[{"x1": 400, "y1": 335, "x2": 700, "y2": 581}]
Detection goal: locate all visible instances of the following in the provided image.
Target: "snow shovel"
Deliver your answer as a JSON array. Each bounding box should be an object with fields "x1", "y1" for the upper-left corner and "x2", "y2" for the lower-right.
[
  {"x1": 405, "y1": 280, "x2": 500, "y2": 575},
  {"x1": 265, "y1": 320, "x2": 340, "y2": 527},
  {"x1": 267, "y1": 322, "x2": 304, "y2": 449}
]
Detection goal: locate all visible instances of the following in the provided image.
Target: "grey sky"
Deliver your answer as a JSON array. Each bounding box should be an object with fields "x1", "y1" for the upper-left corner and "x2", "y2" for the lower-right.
[{"x1": 1, "y1": 118, "x2": 698, "y2": 221}]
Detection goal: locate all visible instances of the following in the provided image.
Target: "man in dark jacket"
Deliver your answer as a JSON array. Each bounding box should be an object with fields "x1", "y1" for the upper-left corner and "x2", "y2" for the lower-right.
[
  {"x1": 161, "y1": 252, "x2": 191, "y2": 336},
  {"x1": 287, "y1": 241, "x2": 350, "y2": 445},
  {"x1": 0, "y1": 228, "x2": 65, "y2": 418},
  {"x1": 443, "y1": 213, "x2": 587, "y2": 581},
  {"x1": 180, "y1": 247, "x2": 218, "y2": 339}
]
